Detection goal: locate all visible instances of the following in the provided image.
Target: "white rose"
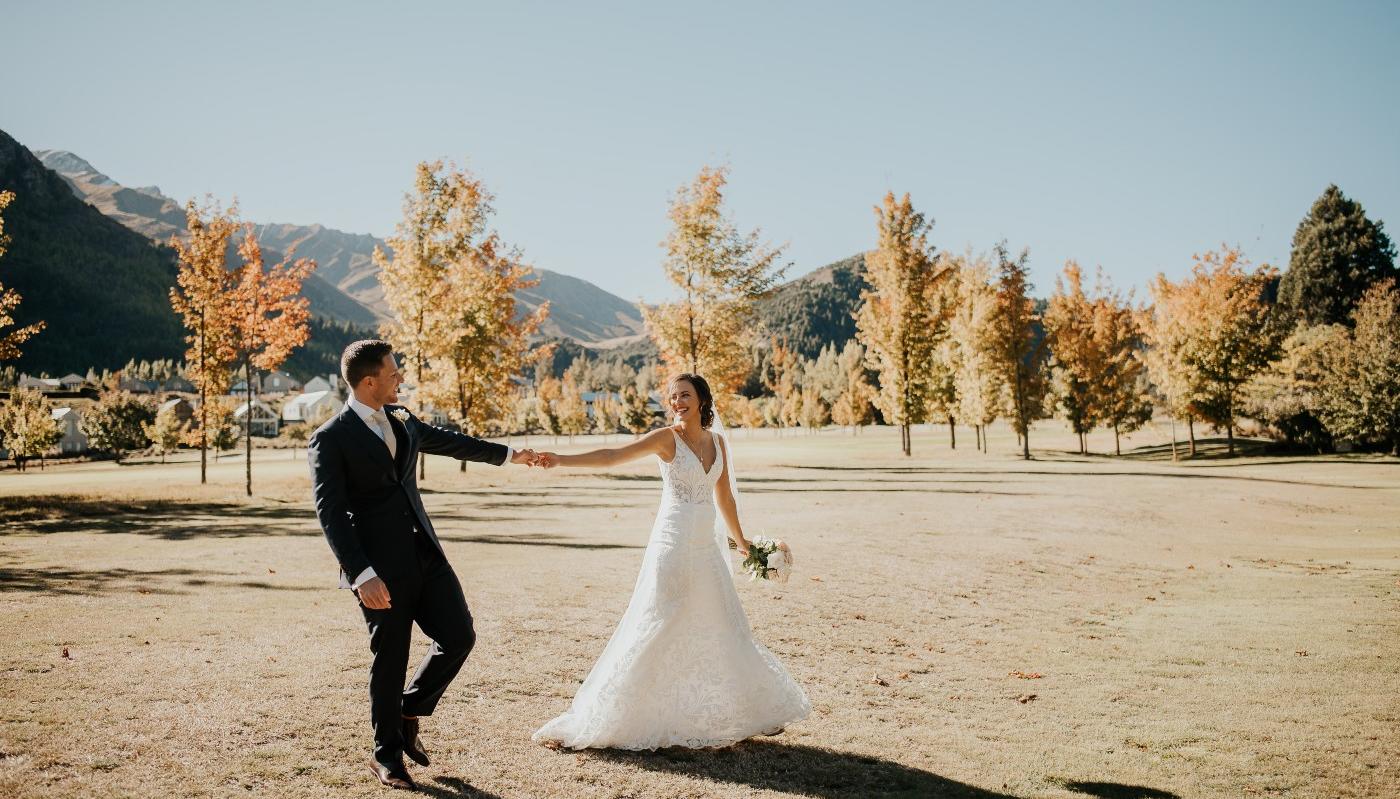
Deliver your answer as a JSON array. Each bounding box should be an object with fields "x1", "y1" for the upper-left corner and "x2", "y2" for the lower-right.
[{"x1": 391, "y1": 409, "x2": 411, "y2": 422}]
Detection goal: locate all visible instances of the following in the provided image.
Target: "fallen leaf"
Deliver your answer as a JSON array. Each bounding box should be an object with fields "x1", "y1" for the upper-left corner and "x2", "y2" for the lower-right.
[
  {"x1": 1016, "y1": 693, "x2": 1037, "y2": 703},
  {"x1": 809, "y1": 576, "x2": 823, "y2": 582},
  {"x1": 138, "y1": 589, "x2": 150, "y2": 595},
  {"x1": 1009, "y1": 670, "x2": 1043, "y2": 680},
  {"x1": 898, "y1": 672, "x2": 910, "y2": 680},
  {"x1": 1145, "y1": 596, "x2": 1157, "y2": 601},
  {"x1": 853, "y1": 613, "x2": 866, "y2": 620},
  {"x1": 871, "y1": 674, "x2": 888, "y2": 686},
  {"x1": 1187, "y1": 564, "x2": 1195, "y2": 570},
  {"x1": 60, "y1": 646, "x2": 71, "y2": 659},
  {"x1": 267, "y1": 568, "x2": 276, "y2": 574},
  {"x1": 1295, "y1": 650, "x2": 1308, "y2": 657}
]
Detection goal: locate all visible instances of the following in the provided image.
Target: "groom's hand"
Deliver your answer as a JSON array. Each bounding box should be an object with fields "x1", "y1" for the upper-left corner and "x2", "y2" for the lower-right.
[
  {"x1": 511, "y1": 448, "x2": 540, "y2": 467},
  {"x1": 356, "y1": 577, "x2": 392, "y2": 610}
]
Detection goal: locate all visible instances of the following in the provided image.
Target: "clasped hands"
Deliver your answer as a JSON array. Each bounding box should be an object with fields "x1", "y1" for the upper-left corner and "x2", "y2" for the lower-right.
[{"x1": 510, "y1": 449, "x2": 559, "y2": 469}]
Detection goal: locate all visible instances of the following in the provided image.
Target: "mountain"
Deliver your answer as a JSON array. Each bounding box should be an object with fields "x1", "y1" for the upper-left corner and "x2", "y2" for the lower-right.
[
  {"x1": 757, "y1": 253, "x2": 867, "y2": 359},
  {"x1": 37, "y1": 150, "x2": 380, "y2": 328},
  {"x1": 0, "y1": 132, "x2": 186, "y2": 374},
  {"x1": 39, "y1": 150, "x2": 648, "y2": 343}
]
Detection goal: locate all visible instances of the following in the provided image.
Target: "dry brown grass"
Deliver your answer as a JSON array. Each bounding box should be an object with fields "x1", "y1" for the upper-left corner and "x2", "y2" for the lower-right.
[{"x1": 1, "y1": 422, "x2": 1397, "y2": 798}]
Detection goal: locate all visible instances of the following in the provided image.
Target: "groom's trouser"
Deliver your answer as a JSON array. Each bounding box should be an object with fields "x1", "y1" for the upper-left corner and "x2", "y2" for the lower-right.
[{"x1": 358, "y1": 531, "x2": 476, "y2": 767}]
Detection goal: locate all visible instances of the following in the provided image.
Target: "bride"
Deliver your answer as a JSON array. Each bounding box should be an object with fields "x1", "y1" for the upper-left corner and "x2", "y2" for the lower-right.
[{"x1": 531, "y1": 372, "x2": 811, "y2": 750}]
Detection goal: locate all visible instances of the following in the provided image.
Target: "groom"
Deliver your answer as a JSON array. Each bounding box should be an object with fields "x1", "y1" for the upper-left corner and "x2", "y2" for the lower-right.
[{"x1": 309, "y1": 339, "x2": 538, "y2": 790}]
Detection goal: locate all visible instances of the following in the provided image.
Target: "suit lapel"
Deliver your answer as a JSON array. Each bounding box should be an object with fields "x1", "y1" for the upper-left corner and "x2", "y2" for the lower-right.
[{"x1": 341, "y1": 407, "x2": 397, "y2": 475}]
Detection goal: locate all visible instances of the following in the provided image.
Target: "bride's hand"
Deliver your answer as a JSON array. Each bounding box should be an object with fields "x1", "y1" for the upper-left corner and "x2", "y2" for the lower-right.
[
  {"x1": 537, "y1": 452, "x2": 560, "y2": 469},
  {"x1": 735, "y1": 540, "x2": 750, "y2": 559}
]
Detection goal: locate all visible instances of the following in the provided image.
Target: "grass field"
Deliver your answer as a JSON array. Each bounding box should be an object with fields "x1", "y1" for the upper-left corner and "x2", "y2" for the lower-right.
[{"x1": 1, "y1": 421, "x2": 1397, "y2": 798}]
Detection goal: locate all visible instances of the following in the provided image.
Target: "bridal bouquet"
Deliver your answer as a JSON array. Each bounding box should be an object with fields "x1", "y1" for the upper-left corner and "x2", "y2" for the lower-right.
[{"x1": 740, "y1": 535, "x2": 792, "y2": 583}]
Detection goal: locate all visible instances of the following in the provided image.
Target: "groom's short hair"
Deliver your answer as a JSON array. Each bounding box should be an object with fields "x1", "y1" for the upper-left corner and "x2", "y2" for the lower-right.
[{"x1": 342, "y1": 339, "x2": 394, "y2": 387}]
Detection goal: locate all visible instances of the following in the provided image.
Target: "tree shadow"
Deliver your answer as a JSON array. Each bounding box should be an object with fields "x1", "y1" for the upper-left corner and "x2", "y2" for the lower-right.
[
  {"x1": 780, "y1": 464, "x2": 1385, "y2": 491},
  {"x1": 0, "y1": 495, "x2": 320, "y2": 539},
  {"x1": 437, "y1": 532, "x2": 642, "y2": 551},
  {"x1": 1058, "y1": 780, "x2": 1180, "y2": 799},
  {"x1": 0, "y1": 564, "x2": 321, "y2": 596},
  {"x1": 587, "y1": 740, "x2": 1017, "y2": 798},
  {"x1": 418, "y1": 775, "x2": 505, "y2": 799}
]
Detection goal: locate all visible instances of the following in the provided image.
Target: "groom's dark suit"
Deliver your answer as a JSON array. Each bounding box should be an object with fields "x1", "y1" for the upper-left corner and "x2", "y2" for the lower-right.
[{"x1": 308, "y1": 403, "x2": 508, "y2": 767}]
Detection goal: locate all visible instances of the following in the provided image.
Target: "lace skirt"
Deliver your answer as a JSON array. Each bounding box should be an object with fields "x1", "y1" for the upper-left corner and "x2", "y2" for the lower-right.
[{"x1": 532, "y1": 500, "x2": 811, "y2": 749}]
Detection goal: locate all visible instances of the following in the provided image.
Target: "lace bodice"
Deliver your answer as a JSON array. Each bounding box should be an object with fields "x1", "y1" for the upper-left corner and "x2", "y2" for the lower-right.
[{"x1": 658, "y1": 428, "x2": 724, "y2": 506}]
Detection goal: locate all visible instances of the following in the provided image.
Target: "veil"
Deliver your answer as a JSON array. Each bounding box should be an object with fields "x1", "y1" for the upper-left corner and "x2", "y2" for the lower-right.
[{"x1": 711, "y1": 412, "x2": 740, "y2": 574}]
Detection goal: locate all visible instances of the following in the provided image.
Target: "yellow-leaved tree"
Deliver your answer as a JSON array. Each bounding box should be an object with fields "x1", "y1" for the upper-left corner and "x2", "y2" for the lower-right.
[
  {"x1": 400, "y1": 164, "x2": 551, "y2": 454},
  {"x1": 856, "y1": 192, "x2": 948, "y2": 456},
  {"x1": 168, "y1": 199, "x2": 240, "y2": 484},
  {"x1": 642, "y1": 166, "x2": 787, "y2": 410},
  {"x1": 0, "y1": 191, "x2": 46, "y2": 361},
  {"x1": 231, "y1": 230, "x2": 314, "y2": 495}
]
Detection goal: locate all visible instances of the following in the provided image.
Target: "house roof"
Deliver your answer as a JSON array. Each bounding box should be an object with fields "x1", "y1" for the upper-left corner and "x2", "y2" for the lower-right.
[{"x1": 52, "y1": 407, "x2": 78, "y2": 421}]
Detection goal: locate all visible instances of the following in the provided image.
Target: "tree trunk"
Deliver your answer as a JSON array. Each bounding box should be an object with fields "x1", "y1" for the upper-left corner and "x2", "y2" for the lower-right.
[
  {"x1": 1226, "y1": 417, "x2": 1235, "y2": 456},
  {"x1": 1187, "y1": 416, "x2": 1197, "y2": 457},
  {"x1": 948, "y1": 415, "x2": 956, "y2": 449},
  {"x1": 1022, "y1": 424, "x2": 1030, "y2": 460},
  {"x1": 245, "y1": 360, "x2": 254, "y2": 497},
  {"x1": 1114, "y1": 424, "x2": 1121, "y2": 456},
  {"x1": 901, "y1": 423, "x2": 911, "y2": 457}
]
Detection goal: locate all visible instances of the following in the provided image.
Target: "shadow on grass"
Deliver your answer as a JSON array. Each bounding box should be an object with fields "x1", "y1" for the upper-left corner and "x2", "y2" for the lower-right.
[
  {"x1": 591, "y1": 741, "x2": 1017, "y2": 798},
  {"x1": 0, "y1": 495, "x2": 319, "y2": 539},
  {"x1": 593, "y1": 742, "x2": 1184, "y2": 798},
  {"x1": 420, "y1": 775, "x2": 505, "y2": 799},
  {"x1": 1059, "y1": 780, "x2": 1180, "y2": 799},
  {"x1": 438, "y1": 532, "x2": 642, "y2": 551},
  {"x1": 0, "y1": 565, "x2": 321, "y2": 595},
  {"x1": 781, "y1": 463, "x2": 1387, "y2": 491}
]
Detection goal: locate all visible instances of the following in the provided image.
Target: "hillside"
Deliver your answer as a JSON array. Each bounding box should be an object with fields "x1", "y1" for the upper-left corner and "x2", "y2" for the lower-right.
[
  {"x1": 0, "y1": 131, "x2": 186, "y2": 374},
  {"x1": 41, "y1": 150, "x2": 647, "y2": 343},
  {"x1": 757, "y1": 253, "x2": 867, "y2": 358}
]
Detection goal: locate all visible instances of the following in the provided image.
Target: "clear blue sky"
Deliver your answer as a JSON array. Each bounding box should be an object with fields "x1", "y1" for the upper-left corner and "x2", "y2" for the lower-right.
[{"x1": 6, "y1": 0, "x2": 1399, "y2": 302}]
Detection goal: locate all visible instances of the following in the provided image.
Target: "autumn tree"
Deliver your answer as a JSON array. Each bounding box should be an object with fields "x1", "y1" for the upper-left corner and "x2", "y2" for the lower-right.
[
  {"x1": 0, "y1": 191, "x2": 45, "y2": 361},
  {"x1": 144, "y1": 403, "x2": 188, "y2": 463},
  {"x1": 926, "y1": 268, "x2": 962, "y2": 449},
  {"x1": 642, "y1": 166, "x2": 787, "y2": 408},
  {"x1": 410, "y1": 165, "x2": 551, "y2": 452},
  {"x1": 621, "y1": 385, "x2": 652, "y2": 436},
  {"x1": 988, "y1": 242, "x2": 1047, "y2": 460},
  {"x1": 0, "y1": 387, "x2": 60, "y2": 470},
  {"x1": 831, "y1": 340, "x2": 877, "y2": 432},
  {"x1": 592, "y1": 391, "x2": 623, "y2": 436},
  {"x1": 231, "y1": 230, "x2": 313, "y2": 495},
  {"x1": 534, "y1": 373, "x2": 563, "y2": 440},
  {"x1": 765, "y1": 339, "x2": 803, "y2": 435},
  {"x1": 1181, "y1": 247, "x2": 1280, "y2": 454},
  {"x1": 1045, "y1": 261, "x2": 1100, "y2": 452},
  {"x1": 1093, "y1": 284, "x2": 1153, "y2": 455},
  {"x1": 1317, "y1": 279, "x2": 1400, "y2": 453},
  {"x1": 168, "y1": 199, "x2": 240, "y2": 483},
  {"x1": 856, "y1": 192, "x2": 946, "y2": 456},
  {"x1": 557, "y1": 368, "x2": 590, "y2": 440},
  {"x1": 377, "y1": 161, "x2": 471, "y2": 478},
  {"x1": 1243, "y1": 325, "x2": 1337, "y2": 452},
  {"x1": 947, "y1": 255, "x2": 1002, "y2": 452},
  {"x1": 1278, "y1": 185, "x2": 1396, "y2": 328},
  {"x1": 82, "y1": 391, "x2": 155, "y2": 463}
]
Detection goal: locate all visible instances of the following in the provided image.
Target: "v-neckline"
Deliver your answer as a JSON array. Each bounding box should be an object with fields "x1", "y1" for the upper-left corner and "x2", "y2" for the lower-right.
[{"x1": 672, "y1": 427, "x2": 718, "y2": 475}]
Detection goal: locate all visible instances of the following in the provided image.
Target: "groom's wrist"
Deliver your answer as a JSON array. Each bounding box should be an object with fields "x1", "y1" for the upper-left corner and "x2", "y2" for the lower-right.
[{"x1": 350, "y1": 566, "x2": 377, "y2": 589}]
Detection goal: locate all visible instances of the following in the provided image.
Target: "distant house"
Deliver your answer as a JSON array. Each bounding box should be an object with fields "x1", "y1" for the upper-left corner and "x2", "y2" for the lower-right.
[
  {"x1": 232, "y1": 399, "x2": 279, "y2": 437},
  {"x1": 158, "y1": 397, "x2": 195, "y2": 425},
  {"x1": 281, "y1": 390, "x2": 342, "y2": 424},
  {"x1": 262, "y1": 370, "x2": 302, "y2": 395},
  {"x1": 17, "y1": 375, "x2": 61, "y2": 391},
  {"x1": 118, "y1": 376, "x2": 156, "y2": 394},
  {"x1": 52, "y1": 407, "x2": 89, "y2": 454},
  {"x1": 161, "y1": 375, "x2": 196, "y2": 394},
  {"x1": 58, "y1": 373, "x2": 86, "y2": 391},
  {"x1": 302, "y1": 374, "x2": 342, "y2": 396},
  {"x1": 582, "y1": 390, "x2": 622, "y2": 420}
]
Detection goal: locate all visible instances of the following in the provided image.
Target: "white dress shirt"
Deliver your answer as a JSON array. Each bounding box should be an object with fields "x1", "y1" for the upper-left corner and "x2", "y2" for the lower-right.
[{"x1": 340, "y1": 395, "x2": 513, "y2": 589}]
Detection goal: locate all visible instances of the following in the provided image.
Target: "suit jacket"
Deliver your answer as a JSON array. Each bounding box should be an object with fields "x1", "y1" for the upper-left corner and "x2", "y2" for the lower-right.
[{"x1": 308, "y1": 404, "x2": 508, "y2": 584}]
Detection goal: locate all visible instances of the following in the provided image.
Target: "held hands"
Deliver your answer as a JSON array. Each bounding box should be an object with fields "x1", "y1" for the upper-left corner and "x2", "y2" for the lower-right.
[
  {"x1": 511, "y1": 448, "x2": 543, "y2": 467},
  {"x1": 536, "y1": 452, "x2": 560, "y2": 469},
  {"x1": 356, "y1": 576, "x2": 392, "y2": 610}
]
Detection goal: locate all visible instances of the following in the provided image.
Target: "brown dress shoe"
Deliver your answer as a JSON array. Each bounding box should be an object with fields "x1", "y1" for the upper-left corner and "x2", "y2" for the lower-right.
[
  {"x1": 368, "y1": 757, "x2": 416, "y2": 790},
  {"x1": 403, "y1": 716, "x2": 430, "y2": 767}
]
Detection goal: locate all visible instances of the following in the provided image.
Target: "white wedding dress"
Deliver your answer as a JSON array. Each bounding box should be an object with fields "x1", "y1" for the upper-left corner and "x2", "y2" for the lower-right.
[{"x1": 533, "y1": 429, "x2": 811, "y2": 750}]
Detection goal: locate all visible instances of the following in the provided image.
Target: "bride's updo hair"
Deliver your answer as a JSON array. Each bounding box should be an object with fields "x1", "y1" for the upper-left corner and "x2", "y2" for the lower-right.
[{"x1": 669, "y1": 373, "x2": 715, "y2": 429}]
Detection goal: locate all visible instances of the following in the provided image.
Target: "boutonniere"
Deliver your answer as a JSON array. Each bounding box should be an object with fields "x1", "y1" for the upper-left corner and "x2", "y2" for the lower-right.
[{"x1": 390, "y1": 408, "x2": 411, "y2": 423}]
